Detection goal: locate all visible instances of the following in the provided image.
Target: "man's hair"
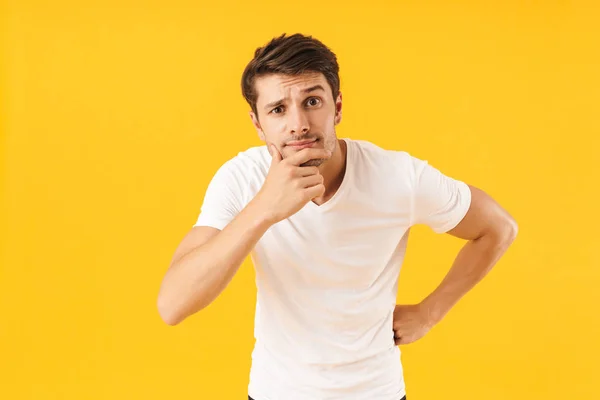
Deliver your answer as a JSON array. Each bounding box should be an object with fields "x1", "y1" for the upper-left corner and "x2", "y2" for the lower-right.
[{"x1": 241, "y1": 33, "x2": 340, "y2": 117}]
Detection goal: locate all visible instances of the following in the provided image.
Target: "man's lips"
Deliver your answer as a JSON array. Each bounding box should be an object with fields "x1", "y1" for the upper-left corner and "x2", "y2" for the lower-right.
[{"x1": 286, "y1": 139, "x2": 318, "y2": 148}]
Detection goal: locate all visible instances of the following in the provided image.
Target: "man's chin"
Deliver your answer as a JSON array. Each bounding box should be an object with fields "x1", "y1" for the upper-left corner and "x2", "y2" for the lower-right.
[{"x1": 300, "y1": 158, "x2": 325, "y2": 167}]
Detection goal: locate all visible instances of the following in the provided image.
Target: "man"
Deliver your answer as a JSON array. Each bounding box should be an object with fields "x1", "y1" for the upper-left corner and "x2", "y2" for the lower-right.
[{"x1": 157, "y1": 33, "x2": 518, "y2": 400}]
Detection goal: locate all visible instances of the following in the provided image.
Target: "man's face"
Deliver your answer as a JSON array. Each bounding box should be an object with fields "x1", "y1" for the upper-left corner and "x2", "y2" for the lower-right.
[{"x1": 250, "y1": 72, "x2": 342, "y2": 167}]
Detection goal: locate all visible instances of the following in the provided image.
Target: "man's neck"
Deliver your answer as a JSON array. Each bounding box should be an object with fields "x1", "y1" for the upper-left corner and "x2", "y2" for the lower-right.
[{"x1": 313, "y1": 138, "x2": 347, "y2": 205}]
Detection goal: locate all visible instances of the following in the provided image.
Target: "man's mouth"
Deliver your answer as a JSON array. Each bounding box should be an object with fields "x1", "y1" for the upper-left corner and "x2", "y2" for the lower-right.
[{"x1": 286, "y1": 138, "x2": 318, "y2": 149}]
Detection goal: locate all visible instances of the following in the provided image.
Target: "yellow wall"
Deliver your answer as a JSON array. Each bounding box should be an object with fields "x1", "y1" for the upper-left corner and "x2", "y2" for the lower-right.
[{"x1": 2, "y1": 1, "x2": 599, "y2": 399}]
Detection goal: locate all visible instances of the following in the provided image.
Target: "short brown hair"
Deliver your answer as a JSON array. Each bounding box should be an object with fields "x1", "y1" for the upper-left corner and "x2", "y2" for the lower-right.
[{"x1": 241, "y1": 33, "x2": 340, "y2": 117}]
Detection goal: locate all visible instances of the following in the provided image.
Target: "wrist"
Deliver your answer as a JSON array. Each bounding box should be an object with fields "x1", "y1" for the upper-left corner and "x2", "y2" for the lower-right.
[
  {"x1": 247, "y1": 195, "x2": 278, "y2": 227},
  {"x1": 419, "y1": 296, "x2": 447, "y2": 327}
]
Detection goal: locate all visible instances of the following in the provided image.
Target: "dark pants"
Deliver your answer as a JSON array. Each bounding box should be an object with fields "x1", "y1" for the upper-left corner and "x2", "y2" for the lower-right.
[{"x1": 249, "y1": 396, "x2": 406, "y2": 400}]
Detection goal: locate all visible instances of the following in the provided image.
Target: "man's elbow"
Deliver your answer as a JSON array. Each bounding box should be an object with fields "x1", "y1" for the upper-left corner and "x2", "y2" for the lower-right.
[
  {"x1": 157, "y1": 295, "x2": 185, "y2": 326},
  {"x1": 507, "y1": 216, "x2": 518, "y2": 239},
  {"x1": 497, "y1": 216, "x2": 518, "y2": 245}
]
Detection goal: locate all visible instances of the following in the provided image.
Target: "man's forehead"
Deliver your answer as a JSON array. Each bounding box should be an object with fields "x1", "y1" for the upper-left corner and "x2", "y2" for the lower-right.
[{"x1": 255, "y1": 73, "x2": 328, "y2": 101}]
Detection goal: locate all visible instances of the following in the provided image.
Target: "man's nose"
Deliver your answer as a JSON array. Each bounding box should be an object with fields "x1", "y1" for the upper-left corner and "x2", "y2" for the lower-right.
[{"x1": 289, "y1": 108, "x2": 310, "y2": 135}]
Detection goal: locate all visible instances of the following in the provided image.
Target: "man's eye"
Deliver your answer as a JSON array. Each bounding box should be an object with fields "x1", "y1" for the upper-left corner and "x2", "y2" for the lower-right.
[
  {"x1": 271, "y1": 106, "x2": 283, "y2": 114},
  {"x1": 307, "y1": 97, "x2": 321, "y2": 107}
]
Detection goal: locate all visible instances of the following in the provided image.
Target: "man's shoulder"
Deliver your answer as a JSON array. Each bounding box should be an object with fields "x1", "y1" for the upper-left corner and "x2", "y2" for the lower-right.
[
  {"x1": 204, "y1": 145, "x2": 268, "y2": 205},
  {"x1": 347, "y1": 138, "x2": 418, "y2": 167},
  {"x1": 217, "y1": 144, "x2": 270, "y2": 176}
]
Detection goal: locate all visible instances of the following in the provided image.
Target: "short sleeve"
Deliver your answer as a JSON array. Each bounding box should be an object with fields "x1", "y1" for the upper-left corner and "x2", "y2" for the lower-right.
[
  {"x1": 410, "y1": 157, "x2": 472, "y2": 234},
  {"x1": 193, "y1": 160, "x2": 246, "y2": 230}
]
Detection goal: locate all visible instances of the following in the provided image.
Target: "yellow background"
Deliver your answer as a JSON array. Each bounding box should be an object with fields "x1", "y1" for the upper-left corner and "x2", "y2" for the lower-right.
[{"x1": 2, "y1": 1, "x2": 599, "y2": 399}]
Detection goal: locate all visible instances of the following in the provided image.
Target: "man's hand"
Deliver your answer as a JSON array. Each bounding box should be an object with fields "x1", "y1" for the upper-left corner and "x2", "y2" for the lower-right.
[
  {"x1": 392, "y1": 303, "x2": 435, "y2": 345},
  {"x1": 254, "y1": 145, "x2": 331, "y2": 224}
]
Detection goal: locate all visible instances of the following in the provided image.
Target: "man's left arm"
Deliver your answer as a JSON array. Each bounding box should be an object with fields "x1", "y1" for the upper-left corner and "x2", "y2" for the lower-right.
[{"x1": 393, "y1": 184, "x2": 518, "y2": 345}]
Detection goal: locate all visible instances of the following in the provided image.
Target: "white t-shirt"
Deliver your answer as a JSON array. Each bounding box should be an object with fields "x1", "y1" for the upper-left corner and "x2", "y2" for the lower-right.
[{"x1": 194, "y1": 138, "x2": 472, "y2": 400}]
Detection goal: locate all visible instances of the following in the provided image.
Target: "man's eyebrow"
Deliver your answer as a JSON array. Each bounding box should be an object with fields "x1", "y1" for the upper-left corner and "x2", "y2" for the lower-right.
[
  {"x1": 303, "y1": 84, "x2": 326, "y2": 94},
  {"x1": 263, "y1": 85, "x2": 326, "y2": 110},
  {"x1": 264, "y1": 99, "x2": 284, "y2": 111}
]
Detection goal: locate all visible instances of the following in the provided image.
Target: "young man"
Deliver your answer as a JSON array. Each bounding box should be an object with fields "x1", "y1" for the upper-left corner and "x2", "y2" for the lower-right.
[{"x1": 157, "y1": 33, "x2": 518, "y2": 400}]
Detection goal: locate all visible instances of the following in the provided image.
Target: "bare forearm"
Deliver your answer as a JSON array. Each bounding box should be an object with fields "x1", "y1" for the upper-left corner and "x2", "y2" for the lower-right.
[
  {"x1": 421, "y1": 227, "x2": 517, "y2": 325},
  {"x1": 159, "y1": 199, "x2": 272, "y2": 324}
]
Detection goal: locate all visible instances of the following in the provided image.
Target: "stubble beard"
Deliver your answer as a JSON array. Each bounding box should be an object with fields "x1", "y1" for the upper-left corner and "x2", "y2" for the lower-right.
[
  {"x1": 300, "y1": 158, "x2": 325, "y2": 167},
  {"x1": 298, "y1": 130, "x2": 337, "y2": 168}
]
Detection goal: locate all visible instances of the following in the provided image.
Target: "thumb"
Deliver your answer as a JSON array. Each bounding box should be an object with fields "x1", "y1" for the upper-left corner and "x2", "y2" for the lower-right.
[{"x1": 269, "y1": 144, "x2": 282, "y2": 166}]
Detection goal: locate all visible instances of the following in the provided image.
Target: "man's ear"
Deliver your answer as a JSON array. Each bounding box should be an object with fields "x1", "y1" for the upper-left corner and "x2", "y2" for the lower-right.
[
  {"x1": 249, "y1": 111, "x2": 265, "y2": 141},
  {"x1": 334, "y1": 92, "x2": 343, "y2": 125}
]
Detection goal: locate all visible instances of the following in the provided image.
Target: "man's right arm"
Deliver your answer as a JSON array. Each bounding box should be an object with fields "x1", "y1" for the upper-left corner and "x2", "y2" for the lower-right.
[
  {"x1": 157, "y1": 198, "x2": 274, "y2": 326},
  {"x1": 156, "y1": 146, "x2": 330, "y2": 326}
]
